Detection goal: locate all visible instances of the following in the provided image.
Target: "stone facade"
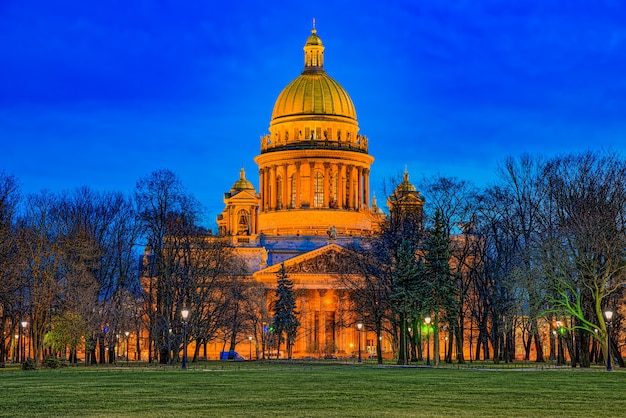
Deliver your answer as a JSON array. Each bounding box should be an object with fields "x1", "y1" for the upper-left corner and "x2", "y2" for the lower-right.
[{"x1": 217, "y1": 27, "x2": 392, "y2": 357}]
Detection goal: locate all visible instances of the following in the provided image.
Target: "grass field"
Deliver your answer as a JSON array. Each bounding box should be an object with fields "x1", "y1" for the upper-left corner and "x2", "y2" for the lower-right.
[{"x1": 0, "y1": 361, "x2": 624, "y2": 417}]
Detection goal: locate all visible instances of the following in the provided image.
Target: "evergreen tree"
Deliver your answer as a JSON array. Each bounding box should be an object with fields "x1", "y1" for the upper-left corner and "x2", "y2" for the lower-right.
[
  {"x1": 272, "y1": 263, "x2": 299, "y2": 359},
  {"x1": 423, "y1": 208, "x2": 456, "y2": 365},
  {"x1": 390, "y1": 239, "x2": 425, "y2": 365}
]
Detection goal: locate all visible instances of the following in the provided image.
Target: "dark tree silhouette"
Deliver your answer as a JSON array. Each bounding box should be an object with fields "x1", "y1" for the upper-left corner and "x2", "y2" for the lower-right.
[{"x1": 272, "y1": 263, "x2": 299, "y2": 359}]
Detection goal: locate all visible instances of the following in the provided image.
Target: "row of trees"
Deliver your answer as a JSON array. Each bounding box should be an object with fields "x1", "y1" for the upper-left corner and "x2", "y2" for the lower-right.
[
  {"x1": 2, "y1": 150, "x2": 625, "y2": 367},
  {"x1": 343, "y1": 151, "x2": 625, "y2": 367},
  {"x1": 0, "y1": 169, "x2": 268, "y2": 366}
]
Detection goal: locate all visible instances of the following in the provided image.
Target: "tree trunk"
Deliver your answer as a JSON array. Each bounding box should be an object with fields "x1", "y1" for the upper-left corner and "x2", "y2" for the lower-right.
[
  {"x1": 455, "y1": 312, "x2": 465, "y2": 364},
  {"x1": 433, "y1": 314, "x2": 440, "y2": 366},
  {"x1": 396, "y1": 314, "x2": 407, "y2": 365},
  {"x1": 376, "y1": 319, "x2": 383, "y2": 365}
]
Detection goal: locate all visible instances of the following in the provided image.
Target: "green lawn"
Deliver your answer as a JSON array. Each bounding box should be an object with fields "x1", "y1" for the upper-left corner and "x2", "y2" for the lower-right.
[{"x1": 0, "y1": 361, "x2": 623, "y2": 417}]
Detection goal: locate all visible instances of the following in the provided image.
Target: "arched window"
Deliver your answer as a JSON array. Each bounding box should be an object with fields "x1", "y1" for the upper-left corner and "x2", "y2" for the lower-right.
[
  {"x1": 314, "y1": 172, "x2": 324, "y2": 208},
  {"x1": 237, "y1": 210, "x2": 250, "y2": 235}
]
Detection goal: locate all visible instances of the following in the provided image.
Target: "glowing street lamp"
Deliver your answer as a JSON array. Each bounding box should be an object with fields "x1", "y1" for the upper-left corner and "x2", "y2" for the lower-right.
[
  {"x1": 604, "y1": 310, "x2": 613, "y2": 372},
  {"x1": 181, "y1": 308, "x2": 189, "y2": 370},
  {"x1": 248, "y1": 336, "x2": 253, "y2": 360},
  {"x1": 357, "y1": 323, "x2": 363, "y2": 363},
  {"x1": 555, "y1": 321, "x2": 563, "y2": 366},
  {"x1": 424, "y1": 317, "x2": 431, "y2": 366}
]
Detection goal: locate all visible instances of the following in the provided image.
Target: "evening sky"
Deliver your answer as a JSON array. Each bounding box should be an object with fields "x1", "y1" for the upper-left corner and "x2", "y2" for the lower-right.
[{"x1": 1, "y1": 0, "x2": 625, "y2": 227}]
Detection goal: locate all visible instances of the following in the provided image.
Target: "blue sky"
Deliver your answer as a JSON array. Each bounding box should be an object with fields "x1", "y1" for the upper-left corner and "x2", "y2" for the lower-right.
[{"x1": 1, "y1": 1, "x2": 625, "y2": 225}]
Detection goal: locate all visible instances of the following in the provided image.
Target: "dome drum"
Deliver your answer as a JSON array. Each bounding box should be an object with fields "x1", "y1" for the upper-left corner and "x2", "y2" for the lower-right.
[{"x1": 260, "y1": 133, "x2": 368, "y2": 154}]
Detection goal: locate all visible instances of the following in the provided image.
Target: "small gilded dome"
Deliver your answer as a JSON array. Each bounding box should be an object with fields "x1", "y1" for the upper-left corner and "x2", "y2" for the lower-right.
[
  {"x1": 231, "y1": 168, "x2": 254, "y2": 192},
  {"x1": 305, "y1": 28, "x2": 323, "y2": 46},
  {"x1": 395, "y1": 170, "x2": 418, "y2": 194}
]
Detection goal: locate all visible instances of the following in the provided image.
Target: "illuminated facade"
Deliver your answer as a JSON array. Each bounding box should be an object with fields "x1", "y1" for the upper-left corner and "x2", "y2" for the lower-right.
[{"x1": 217, "y1": 26, "x2": 386, "y2": 357}]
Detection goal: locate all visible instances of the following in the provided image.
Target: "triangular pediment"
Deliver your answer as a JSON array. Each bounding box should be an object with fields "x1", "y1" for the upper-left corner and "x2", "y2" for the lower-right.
[
  {"x1": 225, "y1": 189, "x2": 259, "y2": 203},
  {"x1": 254, "y1": 243, "x2": 354, "y2": 277},
  {"x1": 395, "y1": 193, "x2": 424, "y2": 204}
]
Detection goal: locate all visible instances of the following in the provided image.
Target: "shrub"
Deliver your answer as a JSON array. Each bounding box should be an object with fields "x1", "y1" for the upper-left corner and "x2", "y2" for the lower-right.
[
  {"x1": 21, "y1": 358, "x2": 37, "y2": 371},
  {"x1": 43, "y1": 356, "x2": 63, "y2": 369}
]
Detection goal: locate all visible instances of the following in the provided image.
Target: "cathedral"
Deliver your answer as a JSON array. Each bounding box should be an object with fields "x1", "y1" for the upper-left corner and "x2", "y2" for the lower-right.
[{"x1": 216, "y1": 25, "x2": 421, "y2": 358}]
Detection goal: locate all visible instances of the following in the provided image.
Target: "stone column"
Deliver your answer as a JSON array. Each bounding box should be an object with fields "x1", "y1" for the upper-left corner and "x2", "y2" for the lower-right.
[
  {"x1": 364, "y1": 168, "x2": 370, "y2": 208},
  {"x1": 323, "y1": 162, "x2": 330, "y2": 208},
  {"x1": 282, "y1": 163, "x2": 288, "y2": 210},
  {"x1": 295, "y1": 162, "x2": 301, "y2": 209},
  {"x1": 347, "y1": 166, "x2": 355, "y2": 210},
  {"x1": 318, "y1": 290, "x2": 326, "y2": 353},
  {"x1": 356, "y1": 167, "x2": 363, "y2": 209},
  {"x1": 259, "y1": 167, "x2": 265, "y2": 211},
  {"x1": 336, "y1": 163, "x2": 343, "y2": 209},
  {"x1": 270, "y1": 165, "x2": 277, "y2": 210}
]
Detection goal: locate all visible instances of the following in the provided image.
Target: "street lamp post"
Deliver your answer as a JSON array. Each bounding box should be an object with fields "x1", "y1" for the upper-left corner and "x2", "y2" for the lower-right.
[
  {"x1": 357, "y1": 323, "x2": 363, "y2": 363},
  {"x1": 181, "y1": 308, "x2": 189, "y2": 370},
  {"x1": 125, "y1": 331, "x2": 130, "y2": 365},
  {"x1": 116, "y1": 334, "x2": 120, "y2": 363},
  {"x1": 552, "y1": 330, "x2": 560, "y2": 366},
  {"x1": 604, "y1": 310, "x2": 613, "y2": 372},
  {"x1": 248, "y1": 336, "x2": 253, "y2": 360},
  {"x1": 21, "y1": 321, "x2": 27, "y2": 361},
  {"x1": 425, "y1": 317, "x2": 431, "y2": 366},
  {"x1": 262, "y1": 322, "x2": 267, "y2": 360}
]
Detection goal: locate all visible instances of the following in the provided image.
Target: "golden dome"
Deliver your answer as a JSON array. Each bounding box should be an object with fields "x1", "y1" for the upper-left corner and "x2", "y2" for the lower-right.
[
  {"x1": 395, "y1": 170, "x2": 418, "y2": 194},
  {"x1": 271, "y1": 28, "x2": 357, "y2": 122},
  {"x1": 230, "y1": 168, "x2": 254, "y2": 192},
  {"x1": 271, "y1": 72, "x2": 356, "y2": 121}
]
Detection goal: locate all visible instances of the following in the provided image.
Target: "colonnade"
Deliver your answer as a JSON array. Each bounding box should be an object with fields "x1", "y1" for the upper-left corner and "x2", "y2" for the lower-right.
[{"x1": 258, "y1": 161, "x2": 370, "y2": 212}]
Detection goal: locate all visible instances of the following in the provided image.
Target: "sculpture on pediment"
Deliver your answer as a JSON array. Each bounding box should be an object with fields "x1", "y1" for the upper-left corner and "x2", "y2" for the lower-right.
[
  {"x1": 259, "y1": 247, "x2": 268, "y2": 268},
  {"x1": 327, "y1": 225, "x2": 337, "y2": 240},
  {"x1": 286, "y1": 250, "x2": 344, "y2": 274}
]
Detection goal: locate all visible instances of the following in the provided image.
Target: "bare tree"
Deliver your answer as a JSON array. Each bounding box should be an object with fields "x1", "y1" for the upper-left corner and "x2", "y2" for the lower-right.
[
  {"x1": 419, "y1": 176, "x2": 476, "y2": 364},
  {"x1": 0, "y1": 172, "x2": 23, "y2": 366},
  {"x1": 471, "y1": 186, "x2": 521, "y2": 362},
  {"x1": 338, "y1": 243, "x2": 392, "y2": 364},
  {"x1": 498, "y1": 155, "x2": 550, "y2": 362},
  {"x1": 135, "y1": 169, "x2": 203, "y2": 364},
  {"x1": 540, "y1": 152, "x2": 626, "y2": 367}
]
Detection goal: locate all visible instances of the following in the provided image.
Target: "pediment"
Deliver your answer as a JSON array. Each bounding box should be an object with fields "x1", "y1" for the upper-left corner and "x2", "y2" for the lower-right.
[
  {"x1": 255, "y1": 243, "x2": 354, "y2": 276},
  {"x1": 225, "y1": 189, "x2": 260, "y2": 202},
  {"x1": 395, "y1": 194, "x2": 424, "y2": 204}
]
